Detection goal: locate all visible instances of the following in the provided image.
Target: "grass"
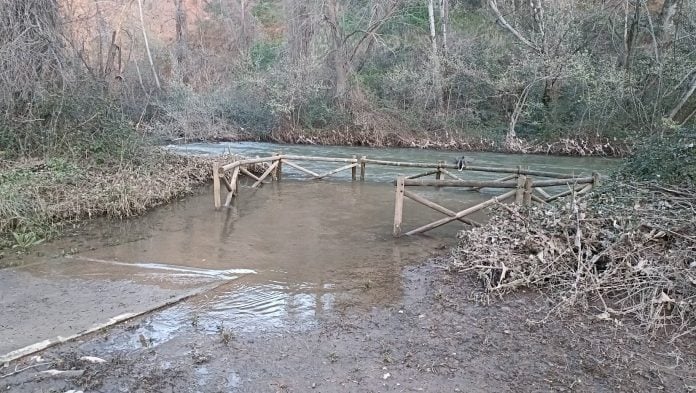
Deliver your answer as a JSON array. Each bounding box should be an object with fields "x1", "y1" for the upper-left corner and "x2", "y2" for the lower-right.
[{"x1": 0, "y1": 150, "x2": 213, "y2": 252}]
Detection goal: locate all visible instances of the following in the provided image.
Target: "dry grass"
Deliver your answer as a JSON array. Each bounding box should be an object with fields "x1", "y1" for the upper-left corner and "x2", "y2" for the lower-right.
[
  {"x1": 268, "y1": 129, "x2": 630, "y2": 157},
  {"x1": 451, "y1": 181, "x2": 696, "y2": 340},
  {"x1": 0, "y1": 150, "x2": 216, "y2": 248}
]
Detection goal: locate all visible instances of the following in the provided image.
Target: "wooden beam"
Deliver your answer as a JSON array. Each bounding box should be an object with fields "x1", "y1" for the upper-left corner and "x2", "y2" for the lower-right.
[
  {"x1": 403, "y1": 190, "x2": 481, "y2": 227},
  {"x1": 471, "y1": 174, "x2": 516, "y2": 191},
  {"x1": 535, "y1": 187, "x2": 551, "y2": 199},
  {"x1": 222, "y1": 156, "x2": 279, "y2": 171},
  {"x1": 401, "y1": 177, "x2": 594, "y2": 188},
  {"x1": 281, "y1": 155, "x2": 358, "y2": 163},
  {"x1": 252, "y1": 161, "x2": 279, "y2": 188},
  {"x1": 282, "y1": 160, "x2": 320, "y2": 177},
  {"x1": 406, "y1": 170, "x2": 439, "y2": 180},
  {"x1": 545, "y1": 185, "x2": 586, "y2": 202},
  {"x1": 441, "y1": 168, "x2": 464, "y2": 181},
  {"x1": 224, "y1": 166, "x2": 241, "y2": 207},
  {"x1": 393, "y1": 176, "x2": 406, "y2": 237},
  {"x1": 313, "y1": 163, "x2": 358, "y2": 180},
  {"x1": 405, "y1": 189, "x2": 517, "y2": 236},
  {"x1": 240, "y1": 167, "x2": 264, "y2": 183}
]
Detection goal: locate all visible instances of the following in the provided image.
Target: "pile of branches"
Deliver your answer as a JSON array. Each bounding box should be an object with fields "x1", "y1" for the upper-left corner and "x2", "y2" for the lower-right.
[{"x1": 451, "y1": 181, "x2": 696, "y2": 339}]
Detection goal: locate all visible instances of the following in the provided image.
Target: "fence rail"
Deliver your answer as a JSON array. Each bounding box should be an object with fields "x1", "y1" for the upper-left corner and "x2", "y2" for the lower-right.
[{"x1": 212, "y1": 153, "x2": 601, "y2": 237}]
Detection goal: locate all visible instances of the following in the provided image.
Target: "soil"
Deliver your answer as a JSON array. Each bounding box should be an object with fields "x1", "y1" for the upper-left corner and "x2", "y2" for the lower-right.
[{"x1": 2, "y1": 260, "x2": 694, "y2": 393}]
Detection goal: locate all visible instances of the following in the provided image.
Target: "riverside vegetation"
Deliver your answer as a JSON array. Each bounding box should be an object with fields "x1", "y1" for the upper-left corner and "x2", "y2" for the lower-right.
[{"x1": 0, "y1": 0, "x2": 695, "y2": 339}]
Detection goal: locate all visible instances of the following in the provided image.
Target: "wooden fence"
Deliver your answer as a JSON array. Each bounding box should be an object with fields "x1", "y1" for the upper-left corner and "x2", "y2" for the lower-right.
[{"x1": 213, "y1": 154, "x2": 600, "y2": 237}]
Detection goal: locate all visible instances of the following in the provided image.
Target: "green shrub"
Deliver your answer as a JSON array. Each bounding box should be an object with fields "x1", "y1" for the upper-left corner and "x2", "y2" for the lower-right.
[{"x1": 620, "y1": 129, "x2": 696, "y2": 184}]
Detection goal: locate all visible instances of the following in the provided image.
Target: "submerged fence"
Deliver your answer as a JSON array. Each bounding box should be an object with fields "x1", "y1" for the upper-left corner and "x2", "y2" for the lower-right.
[{"x1": 213, "y1": 154, "x2": 600, "y2": 237}]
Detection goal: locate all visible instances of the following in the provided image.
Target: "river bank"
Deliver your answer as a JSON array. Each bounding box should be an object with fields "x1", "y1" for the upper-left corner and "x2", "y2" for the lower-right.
[
  {"x1": 184, "y1": 129, "x2": 632, "y2": 157},
  {"x1": 3, "y1": 260, "x2": 694, "y2": 392},
  {"x1": 0, "y1": 150, "x2": 213, "y2": 256}
]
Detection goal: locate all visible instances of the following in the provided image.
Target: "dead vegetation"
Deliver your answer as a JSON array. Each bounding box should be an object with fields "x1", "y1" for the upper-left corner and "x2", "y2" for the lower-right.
[
  {"x1": 268, "y1": 129, "x2": 630, "y2": 157},
  {"x1": 451, "y1": 181, "x2": 696, "y2": 339}
]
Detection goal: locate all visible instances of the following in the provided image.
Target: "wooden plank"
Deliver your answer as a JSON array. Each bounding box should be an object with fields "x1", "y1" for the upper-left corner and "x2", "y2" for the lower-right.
[
  {"x1": 313, "y1": 163, "x2": 358, "y2": 180},
  {"x1": 213, "y1": 162, "x2": 221, "y2": 209},
  {"x1": 393, "y1": 176, "x2": 406, "y2": 237},
  {"x1": 403, "y1": 190, "x2": 481, "y2": 227},
  {"x1": 576, "y1": 183, "x2": 594, "y2": 195},
  {"x1": 405, "y1": 189, "x2": 517, "y2": 236},
  {"x1": 515, "y1": 176, "x2": 526, "y2": 205},
  {"x1": 281, "y1": 155, "x2": 358, "y2": 164},
  {"x1": 252, "y1": 161, "x2": 279, "y2": 188},
  {"x1": 282, "y1": 160, "x2": 320, "y2": 177}
]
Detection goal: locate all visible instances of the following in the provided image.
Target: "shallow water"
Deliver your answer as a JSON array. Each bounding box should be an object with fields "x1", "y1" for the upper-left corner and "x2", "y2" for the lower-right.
[{"x1": 1, "y1": 143, "x2": 621, "y2": 356}]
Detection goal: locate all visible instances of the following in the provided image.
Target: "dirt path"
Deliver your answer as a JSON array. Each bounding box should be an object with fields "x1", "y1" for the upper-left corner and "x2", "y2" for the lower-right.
[{"x1": 3, "y1": 260, "x2": 694, "y2": 392}]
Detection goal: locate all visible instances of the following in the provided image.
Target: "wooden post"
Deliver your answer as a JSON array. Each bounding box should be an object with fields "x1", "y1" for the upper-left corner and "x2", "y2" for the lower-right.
[
  {"x1": 515, "y1": 175, "x2": 526, "y2": 205},
  {"x1": 523, "y1": 177, "x2": 533, "y2": 206},
  {"x1": 591, "y1": 171, "x2": 600, "y2": 190},
  {"x1": 276, "y1": 154, "x2": 282, "y2": 182},
  {"x1": 436, "y1": 161, "x2": 444, "y2": 180},
  {"x1": 272, "y1": 153, "x2": 281, "y2": 181},
  {"x1": 360, "y1": 156, "x2": 367, "y2": 181},
  {"x1": 351, "y1": 155, "x2": 357, "y2": 181},
  {"x1": 213, "y1": 162, "x2": 221, "y2": 209},
  {"x1": 393, "y1": 176, "x2": 406, "y2": 237}
]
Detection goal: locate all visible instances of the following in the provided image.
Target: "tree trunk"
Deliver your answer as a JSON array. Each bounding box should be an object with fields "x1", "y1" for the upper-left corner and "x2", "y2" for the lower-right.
[
  {"x1": 137, "y1": 0, "x2": 160, "y2": 89},
  {"x1": 669, "y1": 72, "x2": 696, "y2": 125},
  {"x1": 174, "y1": 0, "x2": 188, "y2": 82},
  {"x1": 326, "y1": 0, "x2": 351, "y2": 108},
  {"x1": 428, "y1": 0, "x2": 442, "y2": 111}
]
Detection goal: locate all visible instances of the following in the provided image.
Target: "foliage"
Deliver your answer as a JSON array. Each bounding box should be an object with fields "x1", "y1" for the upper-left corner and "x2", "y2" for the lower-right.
[{"x1": 621, "y1": 129, "x2": 696, "y2": 184}]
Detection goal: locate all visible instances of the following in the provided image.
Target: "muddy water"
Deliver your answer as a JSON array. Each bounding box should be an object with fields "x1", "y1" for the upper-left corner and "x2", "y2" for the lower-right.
[{"x1": 1, "y1": 143, "x2": 620, "y2": 357}]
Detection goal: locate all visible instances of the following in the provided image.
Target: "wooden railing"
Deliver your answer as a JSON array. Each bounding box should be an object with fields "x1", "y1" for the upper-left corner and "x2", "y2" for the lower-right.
[{"x1": 213, "y1": 154, "x2": 601, "y2": 237}]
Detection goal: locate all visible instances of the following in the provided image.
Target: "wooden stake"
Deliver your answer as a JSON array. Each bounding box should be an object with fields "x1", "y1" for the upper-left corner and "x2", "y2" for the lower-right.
[
  {"x1": 393, "y1": 176, "x2": 405, "y2": 237},
  {"x1": 360, "y1": 156, "x2": 366, "y2": 181},
  {"x1": 351, "y1": 155, "x2": 357, "y2": 181},
  {"x1": 515, "y1": 175, "x2": 526, "y2": 205},
  {"x1": 436, "y1": 160, "x2": 444, "y2": 180},
  {"x1": 273, "y1": 153, "x2": 282, "y2": 181},
  {"x1": 523, "y1": 177, "x2": 533, "y2": 206},
  {"x1": 213, "y1": 162, "x2": 221, "y2": 209}
]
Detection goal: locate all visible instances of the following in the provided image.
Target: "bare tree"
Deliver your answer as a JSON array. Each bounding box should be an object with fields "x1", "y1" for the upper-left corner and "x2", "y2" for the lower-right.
[{"x1": 137, "y1": 0, "x2": 160, "y2": 89}]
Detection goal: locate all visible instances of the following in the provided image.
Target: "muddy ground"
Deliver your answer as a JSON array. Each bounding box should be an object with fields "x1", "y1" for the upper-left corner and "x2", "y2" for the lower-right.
[{"x1": 3, "y1": 259, "x2": 695, "y2": 393}]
